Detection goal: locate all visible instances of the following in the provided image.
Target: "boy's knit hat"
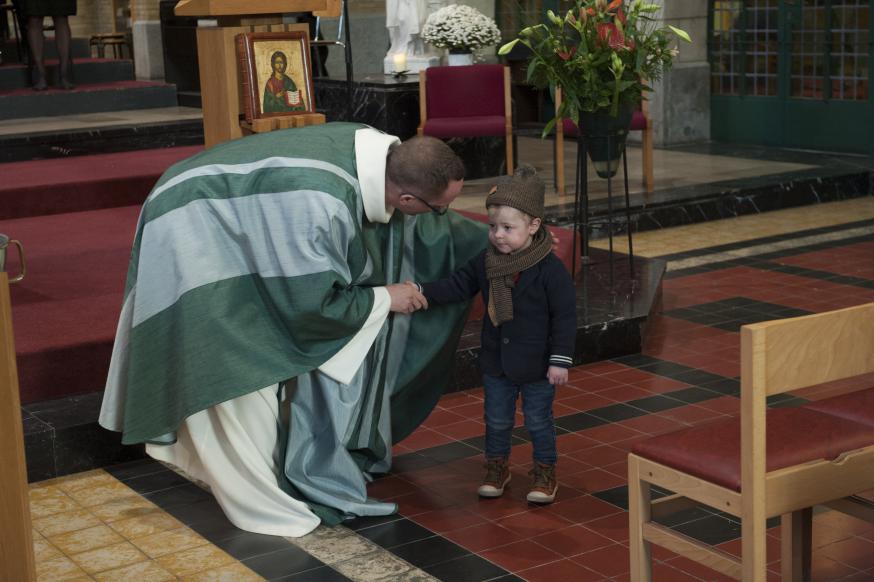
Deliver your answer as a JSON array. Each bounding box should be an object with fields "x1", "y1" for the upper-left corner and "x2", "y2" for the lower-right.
[{"x1": 485, "y1": 164, "x2": 545, "y2": 220}]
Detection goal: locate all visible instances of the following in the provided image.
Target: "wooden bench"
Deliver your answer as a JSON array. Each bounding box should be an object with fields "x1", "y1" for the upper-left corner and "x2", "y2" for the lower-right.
[{"x1": 628, "y1": 301, "x2": 874, "y2": 581}]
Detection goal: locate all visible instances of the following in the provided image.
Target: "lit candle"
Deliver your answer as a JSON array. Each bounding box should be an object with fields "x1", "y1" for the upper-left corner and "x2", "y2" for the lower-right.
[{"x1": 393, "y1": 53, "x2": 407, "y2": 72}]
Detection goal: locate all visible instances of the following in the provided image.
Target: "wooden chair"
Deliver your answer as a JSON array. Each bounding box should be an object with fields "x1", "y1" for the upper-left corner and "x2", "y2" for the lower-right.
[
  {"x1": 418, "y1": 64, "x2": 514, "y2": 176},
  {"x1": 628, "y1": 301, "x2": 874, "y2": 581},
  {"x1": 554, "y1": 86, "x2": 654, "y2": 194}
]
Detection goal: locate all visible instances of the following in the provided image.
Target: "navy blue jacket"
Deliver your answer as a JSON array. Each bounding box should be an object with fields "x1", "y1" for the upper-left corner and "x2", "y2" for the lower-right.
[{"x1": 422, "y1": 250, "x2": 576, "y2": 383}]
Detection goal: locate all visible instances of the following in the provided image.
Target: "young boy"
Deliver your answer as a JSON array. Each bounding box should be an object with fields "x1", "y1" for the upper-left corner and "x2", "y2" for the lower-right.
[{"x1": 419, "y1": 165, "x2": 576, "y2": 504}]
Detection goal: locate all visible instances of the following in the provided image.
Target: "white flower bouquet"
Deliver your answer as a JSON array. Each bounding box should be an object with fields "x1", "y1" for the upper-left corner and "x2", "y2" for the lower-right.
[{"x1": 422, "y1": 4, "x2": 502, "y2": 54}]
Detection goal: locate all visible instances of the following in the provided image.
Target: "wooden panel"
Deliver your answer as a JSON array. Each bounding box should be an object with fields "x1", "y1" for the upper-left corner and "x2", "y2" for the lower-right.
[
  {"x1": 0, "y1": 273, "x2": 36, "y2": 582},
  {"x1": 313, "y1": 0, "x2": 341, "y2": 18},
  {"x1": 175, "y1": 0, "x2": 326, "y2": 17},
  {"x1": 742, "y1": 301, "x2": 874, "y2": 396},
  {"x1": 197, "y1": 26, "x2": 246, "y2": 147}
]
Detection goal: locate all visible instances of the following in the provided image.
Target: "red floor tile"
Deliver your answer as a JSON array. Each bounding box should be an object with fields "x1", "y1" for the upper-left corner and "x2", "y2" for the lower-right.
[
  {"x1": 409, "y1": 506, "x2": 488, "y2": 534},
  {"x1": 519, "y1": 558, "x2": 609, "y2": 581},
  {"x1": 570, "y1": 543, "x2": 630, "y2": 578},
  {"x1": 544, "y1": 494, "x2": 623, "y2": 524},
  {"x1": 531, "y1": 524, "x2": 615, "y2": 557},
  {"x1": 441, "y1": 521, "x2": 524, "y2": 553},
  {"x1": 560, "y1": 468, "x2": 625, "y2": 493},
  {"x1": 480, "y1": 539, "x2": 564, "y2": 573},
  {"x1": 584, "y1": 510, "x2": 630, "y2": 544}
]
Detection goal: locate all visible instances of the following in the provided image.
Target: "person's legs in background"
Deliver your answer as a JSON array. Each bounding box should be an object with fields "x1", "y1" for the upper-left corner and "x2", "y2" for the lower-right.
[
  {"x1": 26, "y1": 14, "x2": 46, "y2": 89},
  {"x1": 52, "y1": 14, "x2": 73, "y2": 88}
]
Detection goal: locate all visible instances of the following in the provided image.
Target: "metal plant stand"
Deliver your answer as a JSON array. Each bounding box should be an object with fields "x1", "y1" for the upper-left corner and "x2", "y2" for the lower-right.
[{"x1": 570, "y1": 130, "x2": 635, "y2": 283}]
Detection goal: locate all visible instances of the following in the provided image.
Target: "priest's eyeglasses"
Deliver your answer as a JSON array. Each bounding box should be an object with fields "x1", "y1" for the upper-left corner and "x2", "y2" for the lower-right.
[{"x1": 406, "y1": 192, "x2": 448, "y2": 216}]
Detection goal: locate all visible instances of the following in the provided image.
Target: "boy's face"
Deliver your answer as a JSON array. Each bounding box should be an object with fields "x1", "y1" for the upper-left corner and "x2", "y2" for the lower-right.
[{"x1": 487, "y1": 205, "x2": 541, "y2": 255}]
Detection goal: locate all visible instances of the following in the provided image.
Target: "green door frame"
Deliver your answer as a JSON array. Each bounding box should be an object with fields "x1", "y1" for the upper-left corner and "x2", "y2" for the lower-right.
[{"x1": 710, "y1": 0, "x2": 874, "y2": 153}]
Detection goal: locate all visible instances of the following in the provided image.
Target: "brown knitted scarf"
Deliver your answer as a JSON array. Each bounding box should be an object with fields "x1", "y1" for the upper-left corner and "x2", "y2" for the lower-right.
[{"x1": 485, "y1": 225, "x2": 552, "y2": 326}]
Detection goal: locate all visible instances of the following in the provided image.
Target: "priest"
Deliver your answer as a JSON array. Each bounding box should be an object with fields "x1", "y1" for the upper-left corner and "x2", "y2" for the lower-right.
[{"x1": 99, "y1": 122, "x2": 486, "y2": 536}]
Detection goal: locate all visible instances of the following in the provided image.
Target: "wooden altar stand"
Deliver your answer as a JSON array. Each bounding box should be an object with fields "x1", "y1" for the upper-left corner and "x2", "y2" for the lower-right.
[
  {"x1": 0, "y1": 272, "x2": 37, "y2": 581},
  {"x1": 175, "y1": 0, "x2": 330, "y2": 148}
]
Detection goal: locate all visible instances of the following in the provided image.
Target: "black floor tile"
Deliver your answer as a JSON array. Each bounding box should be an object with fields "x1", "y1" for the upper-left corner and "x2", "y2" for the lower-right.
[
  {"x1": 342, "y1": 513, "x2": 405, "y2": 532},
  {"x1": 671, "y1": 369, "x2": 728, "y2": 386},
  {"x1": 163, "y1": 497, "x2": 225, "y2": 526},
  {"x1": 627, "y1": 395, "x2": 685, "y2": 413},
  {"x1": 589, "y1": 403, "x2": 648, "y2": 423},
  {"x1": 390, "y1": 536, "x2": 470, "y2": 569},
  {"x1": 215, "y1": 531, "x2": 298, "y2": 561},
  {"x1": 103, "y1": 458, "x2": 167, "y2": 482},
  {"x1": 242, "y1": 545, "x2": 325, "y2": 580},
  {"x1": 637, "y1": 359, "x2": 694, "y2": 378},
  {"x1": 700, "y1": 378, "x2": 740, "y2": 396},
  {"x1": 554, "y1": 412, "x2": 606, "y2": 432},
  {"x1": 144, "y1": 483, "x2": 212, "y2": 508},
  {"x1": 392, "y1": 452, "x2": 441, "y2": 474},
  {"x1": 423, "y1": 553, "x2": 510, "y2": 582},
  {"x1": 611, "y1": 353, "x2": 662, "y2": 368},
  {"x1": 356, "y1": 518, "x2": 436, "y2": 549},
  {"x1": 277, "y1": 566, "x2": 353, "y2": 581},
  {"x1": 421, "y1": 441, "x2": 481, "y2": 463},
  {"x1": 123, "y1": 468, "x2": 191, "y2": 494},
  {"x1": 671, "y1": 514, "x2": 742, "y2": 546},
  {"x1": 592, "y1": 484, "x2": 671, "y2": 511},
  {"x1": 667, "y1": 387, "x2": 721, "y2": 404},
  {"x1": 187, "y1": 512, "x2": 250, "y2": 543}
]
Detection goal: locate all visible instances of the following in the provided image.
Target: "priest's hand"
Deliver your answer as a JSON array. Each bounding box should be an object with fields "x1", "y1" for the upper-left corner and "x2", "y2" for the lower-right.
[{"x1": 386, "y1": 283, "x2": 428, "y2": 314}]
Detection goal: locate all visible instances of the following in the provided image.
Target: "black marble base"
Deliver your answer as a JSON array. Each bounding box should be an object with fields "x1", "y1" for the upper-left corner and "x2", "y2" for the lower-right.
[
  {"x1": 444, "y1": 136, "x2": 513, "y2": 180},
  {"x1": 0, "y1": 119, "x2": 204, "y2": 163},
  {"x1": 447, "y1": 248, "x2": 665, "y2": 392},
  {"x1": 22, "y1": 392, "x2": 145, "y2": 483},
  {"x1": 544, "y1": 143, "x2": 874, "y2": 237},
  {"x1": 314, "y1": 75, "x2": 421, "y2": 141}
]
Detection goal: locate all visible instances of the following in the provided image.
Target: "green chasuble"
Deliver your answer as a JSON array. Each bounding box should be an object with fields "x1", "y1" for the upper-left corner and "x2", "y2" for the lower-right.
[{"x1": 100, "y1": 122, "x2": 486, "y2": 525}]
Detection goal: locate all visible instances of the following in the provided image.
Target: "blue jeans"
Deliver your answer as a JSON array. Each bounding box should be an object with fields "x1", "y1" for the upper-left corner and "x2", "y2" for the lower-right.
[{"x1": 482, "y1": 373, "x2": 557, "y2": 465}]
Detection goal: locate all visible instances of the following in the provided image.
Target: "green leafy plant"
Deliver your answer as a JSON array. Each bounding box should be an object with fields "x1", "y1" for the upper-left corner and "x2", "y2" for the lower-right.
[{"x1": 499, "y1": 0, "x2": 691, "y2": 133}]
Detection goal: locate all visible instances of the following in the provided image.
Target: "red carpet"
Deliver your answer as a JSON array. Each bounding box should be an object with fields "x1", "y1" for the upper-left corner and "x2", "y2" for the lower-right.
[
  {"x1": 0, "y1": 146, "x2": 203, "y2": 220},
  {"x1": 3, "y1": 205, "x2": 139, "y2": 403}
]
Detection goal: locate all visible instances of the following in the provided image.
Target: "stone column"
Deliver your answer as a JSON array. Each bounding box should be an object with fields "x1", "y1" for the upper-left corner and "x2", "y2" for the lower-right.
[
  {"x1": 131, "y1": 0, "x2": 164, "y2": 80},
  {"x1": 648, "y1": 0, "x2": 710, "y2": 145}
]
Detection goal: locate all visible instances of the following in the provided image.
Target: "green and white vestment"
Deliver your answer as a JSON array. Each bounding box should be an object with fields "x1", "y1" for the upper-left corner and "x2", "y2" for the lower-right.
[{"x1": 99, "y1": 123, "x2": 486, "y2": 535}]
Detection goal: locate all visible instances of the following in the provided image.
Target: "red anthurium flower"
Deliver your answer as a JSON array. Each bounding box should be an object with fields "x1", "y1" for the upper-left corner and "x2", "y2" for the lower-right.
[
  {"x1": 606, "y1": 0, "x2": 623, "y2": 11},
  {"x1": 597, "y1": 22, "x2": 625, "y2": 50},
  {"x1": 557, "y1": 46, "x2": 577, "y2": 60},
  {"x1": 586, "y1": 7, "x2": 596, "y2": 16}
]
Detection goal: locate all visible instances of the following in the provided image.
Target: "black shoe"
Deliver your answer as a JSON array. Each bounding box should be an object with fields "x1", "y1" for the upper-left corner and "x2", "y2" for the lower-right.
[
  {"x1": 32, "y1": 69, "x2": 47, "y2": 91},
  {"x1": 59, "y1": 77, "x2": 76, "y2": 90}
]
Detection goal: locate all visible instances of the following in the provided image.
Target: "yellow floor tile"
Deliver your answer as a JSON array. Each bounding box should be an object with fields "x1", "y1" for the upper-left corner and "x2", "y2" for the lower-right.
[
  {"x1": 36, "y1": 555, "x2": 88, "y2": 582},
  {"x1": 181, "y1": 562, "x2": 266, "y2": 581},
  {"x1": 155, "y1": 543, "x2": 236, "y2": 577},
  {"x1": 69, "y1": 541, "x2": 148, "y2": 575},
  {"x1": 49, "y1": 524, "x2": 126, "y2": 556},
  {"x1": 131, "y1": 527, "x2": 210, "y2": 559},
  {"x1": 33, "y1": 535, "x2": 64, "y2": 562},
  {"x1": 89, "y1": 495, "x2": 159, "y2": 523},
  {"x1": 33, "y1": 508, "x2": 103, "y2": 537},
  {"x1": 108, "y1": 511, "x2": 184, "y2": 540},
  {"x1": 92, "y1": 559, "x2": 177, "y2": 582},
  {"x1": 50, "y1": 470, "x2": 117, "y2": 493},
  {"x1": 64, "y1": 480, "x2": 139, "y2": 508},
  {"x1": 29, "y1": 487, "x2": 80, "y2": 519}
]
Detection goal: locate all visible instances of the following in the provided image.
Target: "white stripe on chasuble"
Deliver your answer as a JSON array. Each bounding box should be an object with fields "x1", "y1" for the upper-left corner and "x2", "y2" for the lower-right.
[
  {"x1": 147, "y1": 157, "x2": 360, "y2": 203},
  {"x1": 132, "y1": 190, "x2": 358, "y2": 326}
]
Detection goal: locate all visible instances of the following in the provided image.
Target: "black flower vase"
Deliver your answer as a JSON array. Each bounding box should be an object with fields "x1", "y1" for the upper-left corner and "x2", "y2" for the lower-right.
[{"x1": 579, "y1": 104, "x2": 634, "y2": 178}]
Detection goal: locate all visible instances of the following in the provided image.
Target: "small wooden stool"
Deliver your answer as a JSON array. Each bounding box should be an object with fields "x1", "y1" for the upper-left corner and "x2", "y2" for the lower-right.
[{"x1": 89, "y1": 32, "x2": 130, "y2": 58}]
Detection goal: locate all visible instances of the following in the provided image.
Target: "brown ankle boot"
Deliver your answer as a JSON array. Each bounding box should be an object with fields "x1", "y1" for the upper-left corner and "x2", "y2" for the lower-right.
[
  {"x1": 527, "y1": 463, "x2": 557, "y2": 504},
  {"x1": 478, "y1": 457, "x2": 510, "y2": 498}
]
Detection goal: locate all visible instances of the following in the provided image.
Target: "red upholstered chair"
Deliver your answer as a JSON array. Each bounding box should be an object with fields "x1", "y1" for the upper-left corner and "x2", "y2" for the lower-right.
[
  {"x1": 418, "y1": 64, "x2": 514, "y2": 175},
  {"x1": 553, "y1": 86, "x2": 654, "y2": 193},
  {"x1": 627, "y1": 302, "x2": 874, "y2": 581}
]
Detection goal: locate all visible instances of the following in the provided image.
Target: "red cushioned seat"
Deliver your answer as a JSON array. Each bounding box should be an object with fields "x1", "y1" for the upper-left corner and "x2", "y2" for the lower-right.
[
  {"x1": 423, "y1": 116, "x2": 507, "y2": 139},
  {"x1": 631, "y1": 407, "x2": 874, "y2": 491},
  {"x1": 804, "y1": 387, "x2": 874, "y2": 427}
]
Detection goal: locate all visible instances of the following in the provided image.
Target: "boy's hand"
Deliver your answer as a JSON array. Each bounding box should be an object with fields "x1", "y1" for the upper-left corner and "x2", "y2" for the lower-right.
[
  {"x1": 547, "y1": 366, "x2": 568, "y2": 386},
  {"x1": 386, "y1": 283, "x2": 428, "y2": 314}
]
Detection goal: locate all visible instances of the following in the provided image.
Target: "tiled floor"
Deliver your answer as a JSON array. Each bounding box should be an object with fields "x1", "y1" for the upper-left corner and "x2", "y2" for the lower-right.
[{"x1": 28, "y1": 197, "x2": 874, "y2": 581}]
